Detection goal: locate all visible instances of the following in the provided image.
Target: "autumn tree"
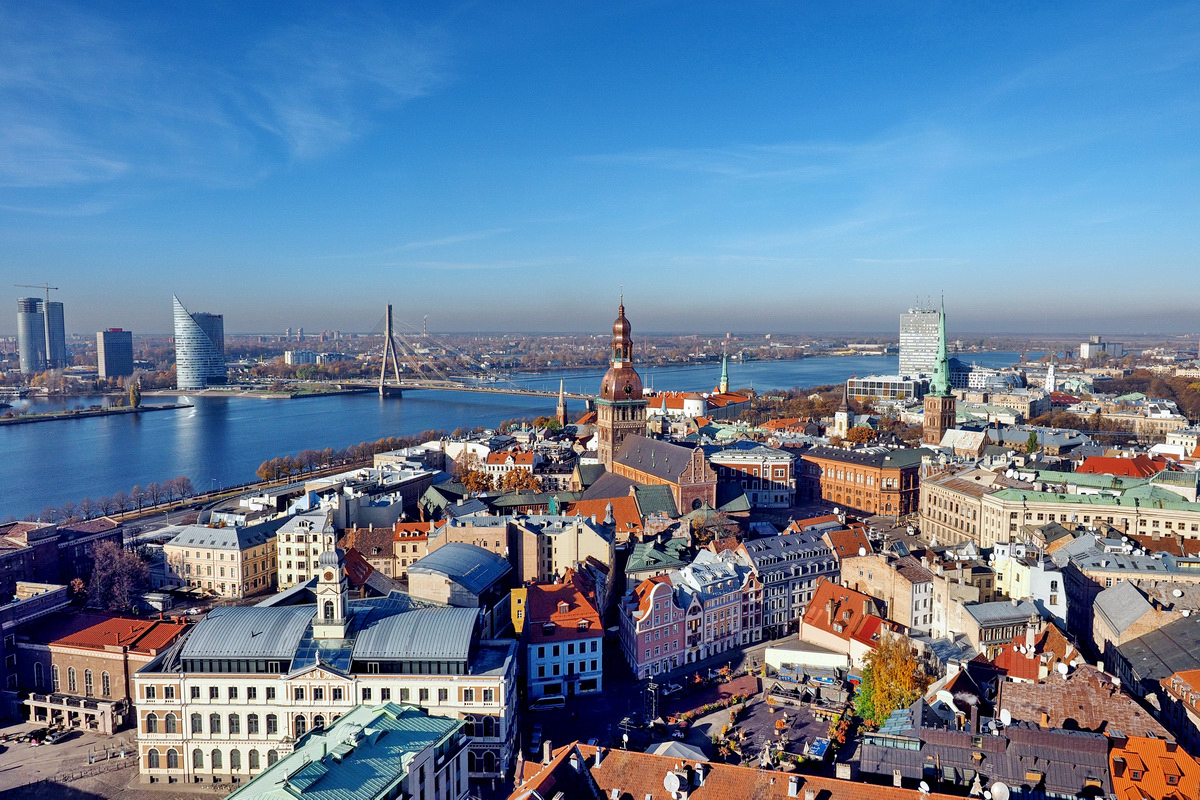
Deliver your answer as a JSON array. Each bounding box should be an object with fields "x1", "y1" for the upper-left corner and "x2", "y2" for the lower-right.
[
  {"x1": 691, "y1": 511, "x2": 737, "y2": 546},
  {"x1": 460, "y1": 469, "x2": 494, "y2": 493},
  {"x1": 86, "y1": 541, "x2": 149, "y2": 612},
  {"x1": 845, "y1": 426, "x2": 877, "y2": 444},
  {"x1": 500, "y1": 469, "x2": 542, "y2": 493},
  {"x1": 129, "y1": 381, "x2": 141, "y2": 408},
  {"x1": 853, "y1": 634, "x2": 932, "y2": 729}
]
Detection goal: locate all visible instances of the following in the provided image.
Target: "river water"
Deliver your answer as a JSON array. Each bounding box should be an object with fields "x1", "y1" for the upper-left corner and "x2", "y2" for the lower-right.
[{"x1": 1, "y1": 352, "x2": 1030, "y2": 519}]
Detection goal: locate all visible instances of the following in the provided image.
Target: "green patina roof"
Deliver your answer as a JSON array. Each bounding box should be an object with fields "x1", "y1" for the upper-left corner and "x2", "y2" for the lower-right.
[
  {"x1": 633, "y1": 484, "x2": 679, "y2": 518},
  {"x1": 991, "y1": 486, "x2": 1200, "y2": 511},
  {"x1": 226, "y1": 702, "x2": 462, "y2": 800},
  {"x1": 626, "y1": 538, "x2": 691, "y2": 573}
]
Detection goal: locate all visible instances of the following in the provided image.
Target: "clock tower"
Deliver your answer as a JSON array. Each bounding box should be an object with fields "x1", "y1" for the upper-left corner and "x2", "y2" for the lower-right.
[
  {"x1": 312, "y1": 548, "x2": 350, "y2": 640},
  {"x1": 596, "y1": 299, "x2": 647, "y2": 470}
]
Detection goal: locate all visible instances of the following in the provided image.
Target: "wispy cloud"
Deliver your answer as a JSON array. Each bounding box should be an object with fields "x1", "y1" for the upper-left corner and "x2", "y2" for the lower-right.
[
  {"x1": 0, "y1": 4, "x2": 454, "y2": 199},
  {"x1": 380, "y1": 258, "x2": 567, "y2": 271},
  {"x1": 399, "y1": 228, "x2": 513, "y2": 249}
]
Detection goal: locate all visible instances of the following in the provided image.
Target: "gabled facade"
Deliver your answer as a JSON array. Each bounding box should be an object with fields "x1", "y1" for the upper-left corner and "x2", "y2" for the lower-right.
[{"x1": 524, "y1": 575, "x2": 604, "y2": 698}]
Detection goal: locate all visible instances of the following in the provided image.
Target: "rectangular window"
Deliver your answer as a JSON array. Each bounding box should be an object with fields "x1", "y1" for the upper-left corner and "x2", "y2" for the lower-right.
[
  {"x1": 400, "y1": 688, "x2": 410, "y2": 702},
  {"x1": 483, "y1": 688, "x2": 494, "y2": 703},
  {"x1": 228, "y1": 687, "x2": 238, "y2": 700},
  {"x1": 463, "y1": 688, "x2": 474, "y2": 702},
  {"x1": 209, "y1": 686, "x2": 219, "y2": 699},
  {"x1": 247, "y1": 687, "x2": 257, "y2": 700},
  {"x1": 332, "y1": 687, "x2": 342, "y2": 701},
  {"x1": 380, "y1": 688, "x2": 391, "y2": 701},
  {"x1": 419, "y1": 688, "x2": 430, "y2": 702},
  {"x1": 362, "y1": 688, "x2": 372, "y2": 702},
  {"x1": 145, "y1": 686, "x2": 157, "y2": 700},
  {"x1": 191, "y1": 686, "x2": 201, "y2": 699},
  {"x1": 438, "y1": 688, "x2": 448, "y2": 702},
  {"x1": 266, "y1": 687, "x2": 276, "y2": 700},
  {"x1": 164, "y1": 686, "x2": 175, "y2": 700}
]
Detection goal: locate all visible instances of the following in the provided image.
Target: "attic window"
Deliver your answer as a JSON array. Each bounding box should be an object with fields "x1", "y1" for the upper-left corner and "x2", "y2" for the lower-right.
[
  {"x1": 577, "y1": 620, "x2": 589, "y2": 630},
  {"x1": 543, "y1": 623, "x2": 555, "y2": 634},
  {"x1": 1130, "y1": 770, "x2": 1142, "y2": 781},
  {"x1": 558, "y1": 601, "x2": 570, "y2": 614}
]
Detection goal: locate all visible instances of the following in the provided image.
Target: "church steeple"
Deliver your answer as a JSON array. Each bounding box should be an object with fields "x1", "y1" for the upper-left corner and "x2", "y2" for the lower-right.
[
  {"x1": 719, "y1": 351, "x2": 729, "y2": 394},
  {"x1": 556, "y1": 378, "x2": 568, "y2": 427},
  {"x1": 928, "y1": 296, "x2": 952, "y2": 398},
  {"x1": 922, "y1": 297, "x2": 957, "y2": 446}
]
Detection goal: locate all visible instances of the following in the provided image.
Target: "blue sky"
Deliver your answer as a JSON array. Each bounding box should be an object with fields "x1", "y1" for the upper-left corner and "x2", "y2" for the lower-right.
[{"x1": 2, "y1": 1, "x2": 1199, "y2": 336}]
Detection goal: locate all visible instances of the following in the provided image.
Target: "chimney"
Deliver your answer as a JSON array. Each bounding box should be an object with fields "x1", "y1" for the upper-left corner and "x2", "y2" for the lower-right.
[
  {"x1": 694, "y1": 763, "x2": 706, "y2": 786},
  {"x1": 787, "y1": 775, "x2": 800, "y2": 798},
  {"x1": 969, "y1": 702, "x2": 979, "y2": 734},
  {"x1": 543, "y1": 739, "x2": 552, "y2": 765},
  {"x1": 1025, "y1": 623, "x2": 1036, "y2": 652},
  {"x1": 894, "y1": 769, "x2": 903, "y2": 787},
  {"x1": 827, "y1": 600, "x2": 833, "y2": 626},
  {"x1": 803, "y1": 787, "x2": 815, "y2": 800},
  {"x1": 863, "y1": 599, "x2": 870, "y2": 617},
  {"x1": 594, "y1": 747, "x2": 604, "y2": 768}
]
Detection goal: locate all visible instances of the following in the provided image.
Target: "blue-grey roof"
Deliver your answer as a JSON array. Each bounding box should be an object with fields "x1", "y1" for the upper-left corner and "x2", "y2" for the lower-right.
[
  {"x1": 406, "y1": 543, "x2": 511, "y2": 595},
  {"x1": 181, "y1": 606, "x2": 313, "y2": 661},
  {"x1": 168, "y1": 517, "x2": 284, "y2": 551},
  {"x1": 963, "y1": 599, "x2": 1040, "y2": 626},
  {"x1": 1093, "y1": 580, "x2": 1152, "y2": 637},
  {"x1": 351, "y1": 607, "x2": 478, "y2": 661}
]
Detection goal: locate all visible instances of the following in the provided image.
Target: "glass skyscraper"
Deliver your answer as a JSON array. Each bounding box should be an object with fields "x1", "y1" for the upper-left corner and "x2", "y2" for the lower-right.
[
  {"x1": 899, "y1": 307, "x2": 941, "y2": 377},
  {"x1": 173, "y1": 295, "x2": 226, "y2": 389},
  {"x1": 16, "y1": 297, "x2": 45, "y2": 374},
  {"x1": 44, "y1": 301, "x2": 67, "y2": 369}
]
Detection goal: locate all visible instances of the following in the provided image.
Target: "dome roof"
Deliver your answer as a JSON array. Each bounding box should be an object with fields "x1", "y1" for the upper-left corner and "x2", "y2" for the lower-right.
[
  {"x1": 613, "y1": 305, "x2": 631, "y2": 339},
  {"x1": 600, "y1": 365, "x2": 643, "y2": 401},
  {"x1": 318, "y1": 549, "x2": 343, "y2": 570}
]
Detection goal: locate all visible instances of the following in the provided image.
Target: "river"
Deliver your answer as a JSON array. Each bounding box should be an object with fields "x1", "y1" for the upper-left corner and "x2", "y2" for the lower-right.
[{"x1": 0, "y1": 352, "x2": 1032, "y2": 519}]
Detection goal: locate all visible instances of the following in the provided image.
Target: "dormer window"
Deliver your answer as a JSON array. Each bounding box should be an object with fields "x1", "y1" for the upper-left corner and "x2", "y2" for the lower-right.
[
  {"x1": 558, "y1": 601, "x2": 570, "y2": 614},
  {"x1": 1129, "y1": 770, "x2": 1142, "y2": 782},
  {"x1": 577, "y1": 620, "x2": 589, "y2": 631}
]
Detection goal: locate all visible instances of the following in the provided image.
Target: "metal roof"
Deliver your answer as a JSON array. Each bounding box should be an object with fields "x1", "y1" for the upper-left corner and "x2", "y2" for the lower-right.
[
  {"x1": 351, "y1": 607, "x2": 478, "y2": 661},
  {"x1": 181, "y1": 606, "x2": 313, "y2": 661},
  {"x1": 1094, "y1": 580, "x2": 1152, "y2": 637},
  {"x1": 406, "y1": 542, "x2": 511, "y2": 595},
  {"x1": 963, "y1": 598, "x2": 1039, "y2": 626}
]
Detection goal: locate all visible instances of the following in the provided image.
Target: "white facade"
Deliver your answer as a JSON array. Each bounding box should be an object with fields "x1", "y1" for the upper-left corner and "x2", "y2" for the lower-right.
[
  {"x1": 276, "y1": 511, "x2": 336, "y2": 590},
  {"x1": 899, "y1": 308, "x2": 940, "y2": 377},
  {"x1": 527, "y1": 634, "x2": 603, "y2": 700}
]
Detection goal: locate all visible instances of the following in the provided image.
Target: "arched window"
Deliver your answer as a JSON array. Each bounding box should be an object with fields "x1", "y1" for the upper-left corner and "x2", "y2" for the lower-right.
[
  {"x1": 192, "y1": 749, "x2": 204, "y2": 769},
  {"x1": 68, "y1": 666, "x2": 77, "y2": 693},
  {"x1": 482, "y1": 716, "x2": 496, "y2": 738},
  {"x1": 324, "y1": 600, "x2": 334, "y2": 620},
  {"x1": 211, "y1": 749, "x2": 222, "y2": 770},
  {"x1": 167, "y1": 749, "x2": 179, "y2": 769},
  {"x1": 145, "y1": 713, "x2": 158, "y2": 734},
  {"x1": 230, "y1": 749, "x2": 241, "y2": 771},
  {"x1": 467, "y1": 751, "x2": 478, "y2": 773},
  {"x1": 228, "y1": 714, "x2": 239, "y2": 735},
  {"x1": 482, "y1": 751, "x2": 496, "y2": 774},
  {"x1": 101, "y1": 671, "x2": 111, "y2": 697},
  {"x1": 33, "y1": 663, "x2": 43, "y2": 690},
  {"x1": 191, "y1": 713, "x2": 203, "y2": 733},
  {"x1": 147, "y1": 749, "x2": 160, "y2": 769},
  {"x1": 463, "y1": 715, "x2": 475, "y2": 737},
  {"x1": 249, "y1": 749, "x2": 260, "y2": 770},
  {"x1": 52, "y1": 664, "x2": 60, "y2": 691},
  {"x1": 247, "y1": 714, "x2": 259, "y2": 735},
  {"x1": 210, "y1": 713, "x2": 221, "y2": 734},
  {"x1": 313, "y1": 714, "x2": 325, "y2": 729},
  {"x1": 165, "y1": 713, "x2": 178, "y2": 733},
  {"x1": 294, "y1": 715, "x2": 307, "y2": 737},
  {"x1": 84, "y1": 669, "x2": 94, "y2": 697},
  {"x1": 267, "y1": 750, "x2": 279, "y2": 766},
  {"x1": 266, "y1": 714, "x2": 278, "y2": 735}
]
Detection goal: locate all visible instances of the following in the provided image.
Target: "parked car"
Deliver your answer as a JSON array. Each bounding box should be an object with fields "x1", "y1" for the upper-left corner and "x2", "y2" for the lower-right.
[
  {"x1": 44, "y1": 730, "x2": 72, "y2": 745},
  {"x1": 661, "y1": 682, "x2": 683, "y2": 696},
  {"x1": 530, "y1": 695, "x2": 566, "y2": 712}
]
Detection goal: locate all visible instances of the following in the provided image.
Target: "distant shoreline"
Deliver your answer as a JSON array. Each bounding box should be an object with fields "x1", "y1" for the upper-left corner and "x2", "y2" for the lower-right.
[{"x1": 0, "y1": 403, "x2": 192, "y2": 426}]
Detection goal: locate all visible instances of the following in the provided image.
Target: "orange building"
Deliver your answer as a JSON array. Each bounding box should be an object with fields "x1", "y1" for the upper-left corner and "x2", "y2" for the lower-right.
[
  {"x1": 1109, "y1": 734, "x2": 1200, "y2": 800},
  {"x1": 799, "y1": 446, "x2": 923, "y2": 516}
]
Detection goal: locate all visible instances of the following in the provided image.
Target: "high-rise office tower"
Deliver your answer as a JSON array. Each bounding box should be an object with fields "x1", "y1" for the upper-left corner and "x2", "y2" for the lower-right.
[
  {"x1": 16, "y1": 297, "x2": 46, "y2": 374},
  {"x1": 173, "y1": 295, "x2": 226, "y2": 389},
  {"x1": 899, "y1": 306, "x2": 941, "y2": 377},
  {"x1": 97, "y1": 328, "x2": 135, "y2": 379},
  {"x1": 44, "y1": 301, "x2": 67, "y2": 369}
]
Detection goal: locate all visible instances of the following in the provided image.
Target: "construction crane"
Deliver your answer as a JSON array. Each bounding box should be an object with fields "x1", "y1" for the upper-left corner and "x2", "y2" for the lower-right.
[{"x1": 14, "y1": 283, "x2": 60, "y2": 370}]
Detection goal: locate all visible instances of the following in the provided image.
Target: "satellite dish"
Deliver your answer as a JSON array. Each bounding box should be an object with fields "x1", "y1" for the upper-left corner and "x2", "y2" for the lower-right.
[
  {"x1": 919, "y1": 782, "x2": 930, "y2": 795},
  {"x1": 985, "y1": 791, "x2": 993, "y2": 800},
  {"x1": 1057, "y1": 662, "x2": 1069, "y2": 676},
  {"x1": 833, "y1": 507, "x2": 842, "y2": 515},
  {"x1": 664, "y1": 772, "x2": 681, "y2": 793},
  {"x1": 1173, "y1": 589, "x2": 1184, "y2": 598},
  {"x1": 999, "y1": 708, "x2": 1012, "y2": 726},
  {"x1": 858, "y1": 546, "x2": 867, "y2": 557},
  {"x1": 1185, "y1": 610, "x2": 1192, "y2": 617},
  {"x1": 991, "y1": 782, "x2": 1010, "y2": 800}
]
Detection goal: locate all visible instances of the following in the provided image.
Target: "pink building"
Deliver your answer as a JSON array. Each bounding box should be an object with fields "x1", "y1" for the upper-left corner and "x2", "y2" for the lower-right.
[{"x1": 620, "y1": 577, "x2": 686, "y2": 680}]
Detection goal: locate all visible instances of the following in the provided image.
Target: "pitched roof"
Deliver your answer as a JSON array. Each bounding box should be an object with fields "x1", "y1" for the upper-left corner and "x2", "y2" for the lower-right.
[
  {"x1": 525, "y1": 579, "x2": 601, "y2": 644},
  {"x1": 823, "y1": 527, "x2": 873, "y2": 559},
  {"x1": 1110, "y1": 735, "x2": 1200, "y2": 800},
  {"x1": 407, "y1": 542, "x2": 511, "y2": 595},
  {"x1": 998, "y1": 664, "x2": 1168, "y2": 738},
  {"x1": 1095, "y1": 580, "x2": 1155, "y2": 637},
  {"x1": 181, "y1": 606, "x2": 314, "y2": 661},
  {"x1": 802, "y1": 445, "x2": 926, "y2": 470},
  {"x1": 802, "y1": 578, "x2": 894, "y2": 645},
  {"x1": 632, "y1": 484, "x2": 679, "y2": 518},
  {"x1": 614, "y1": 434, "x2": 706, "y2": 483},
  {"x1": 988, "y1": 624, "x2": 1079, "y2": 682},
  {"x1": 40, "y1": 614, "x2": 189, "y2": 654},
  {"x1": 513, "y1": 743, "x2": 964, "y2": 800},
  {"x1": 1077, "y1": 455, "x2": 1170, "y2": 478},
  {"x1": 565, "y1": 495, "x2": 643, "y2": 535}
]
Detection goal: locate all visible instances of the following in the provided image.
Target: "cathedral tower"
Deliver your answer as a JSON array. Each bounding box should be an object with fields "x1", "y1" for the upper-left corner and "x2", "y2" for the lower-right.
[
  {"x1": 596, "y1": 299, "x2": 647, "y2": 469},
  {"x1": 922, "y1": 298, "x2": 957, "y2": 446}
]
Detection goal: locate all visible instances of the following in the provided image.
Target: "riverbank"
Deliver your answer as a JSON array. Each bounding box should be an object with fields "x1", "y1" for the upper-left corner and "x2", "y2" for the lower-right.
[
  {"x1": 143, "y1": 386, "x2": 376, "y2": 400},
  {"x1": 0, "y1": 403, "x2": 192, "y2": 426}
]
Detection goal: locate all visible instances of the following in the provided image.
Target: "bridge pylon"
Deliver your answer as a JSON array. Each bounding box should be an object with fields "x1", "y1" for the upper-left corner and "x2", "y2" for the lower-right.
[{"x1": 379, "y1": 304, "x2": 403, "y2": 397}]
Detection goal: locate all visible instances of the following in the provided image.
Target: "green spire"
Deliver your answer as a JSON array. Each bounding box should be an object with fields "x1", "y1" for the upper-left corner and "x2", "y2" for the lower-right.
[
  {"x1": 929, "y1": 296, "x2": 951, "y2": 397},
  {"x1": 719, "y1": 350, "x2": 729, "y2": 393}
]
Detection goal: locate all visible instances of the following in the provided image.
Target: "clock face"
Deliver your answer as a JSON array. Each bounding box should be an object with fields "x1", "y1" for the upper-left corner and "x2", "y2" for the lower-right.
[
  {"x1": 624, "y1": 383, "x2": 634, "y2": 395},
  {"x1": 324, "y1": 571, "x2": 335, "y2": 582}
]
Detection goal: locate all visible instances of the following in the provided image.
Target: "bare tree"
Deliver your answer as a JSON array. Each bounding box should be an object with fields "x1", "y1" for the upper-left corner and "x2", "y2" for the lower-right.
[
  {"x1": 112, "y1": 490, "x2": 131, "y2": 513},
  {"x1": 146, "y1": 482, "x2": 162, "y2": 506},
  {"x1": 77, "y1": 498, "x2": 96, "y2": 519},
  {"x1": 130, "y1": 486, "x2": 144, "y2": 511},
  {"x1": 173, "y1": 476, "x2": 194, "y2": 499},
  {"x1": 86, "y1": 540, "x2": 149, "y2": 611}
]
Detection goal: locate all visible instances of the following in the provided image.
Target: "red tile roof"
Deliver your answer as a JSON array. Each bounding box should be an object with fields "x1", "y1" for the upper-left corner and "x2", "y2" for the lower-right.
[
  {"x1": 998, "y1": 663, "x2": 1168, "y2": 738},
  {"x1": 988, "y1": 624, "x2": 1080, "y2": 682},
  {"x1": 823, "y1": 527, "x2": 874, "y2": 558},
  {"x1": 1110, "y1": 735, "x2": 1200, "y2": 800},
  {"x1": 52, "y1": 615, "x2": 189, "y2": 654},
  {"x1": 486, "y1": 449, "x2": 536, "y2": 465},
  {"x1": 802, "y1": 578, "x2": 894, "y2": 645},
  {"x1": 513, "y1": 744, "x2": 964, "y2": 800},
  {"x1": 1077, "y1": 455, "x2": 1170, "y2": 478},
  {"x1": 565, "y1": 496, "x2": 643, "y2": 535},
  {"x1": 525, "y1": 579, "x2": 602, "y2": 644}
]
